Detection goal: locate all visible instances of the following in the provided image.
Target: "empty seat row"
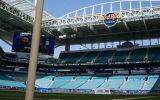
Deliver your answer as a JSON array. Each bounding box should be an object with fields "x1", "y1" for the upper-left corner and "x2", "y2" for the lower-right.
[
  {"x1": 35, "y1": 75, "x2": 160, "y2": 90},
  {"x1": 58, "y1": 47, "x2": 160, "y2": 64}
]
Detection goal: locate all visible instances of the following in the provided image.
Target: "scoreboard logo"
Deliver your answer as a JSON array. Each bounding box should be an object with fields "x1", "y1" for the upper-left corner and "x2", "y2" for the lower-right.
[{"x1": 98, "y1": 13, "x2": 122, "y2": 27}]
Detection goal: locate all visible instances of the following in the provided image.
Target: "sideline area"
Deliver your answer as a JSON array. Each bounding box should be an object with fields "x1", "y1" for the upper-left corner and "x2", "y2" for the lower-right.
[{"x1": 0, "y1": 90, "x2": 159, "y2": 100}]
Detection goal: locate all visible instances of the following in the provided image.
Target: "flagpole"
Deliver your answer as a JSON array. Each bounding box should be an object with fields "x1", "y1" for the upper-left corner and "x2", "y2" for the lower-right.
[{"x1": 25, "y1": 0, "x2": 44, "y2": 100}]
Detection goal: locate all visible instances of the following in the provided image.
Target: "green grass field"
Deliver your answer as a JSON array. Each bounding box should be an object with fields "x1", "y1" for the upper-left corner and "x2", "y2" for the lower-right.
[{"x1": 0, "y1": 90, "x2": 159, "y2": 100}]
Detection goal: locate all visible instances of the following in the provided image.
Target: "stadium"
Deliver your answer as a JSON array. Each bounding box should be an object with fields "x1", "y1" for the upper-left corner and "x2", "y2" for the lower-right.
[{"x1": 0, "y1": 0, "x2": 160, "y2": 100}]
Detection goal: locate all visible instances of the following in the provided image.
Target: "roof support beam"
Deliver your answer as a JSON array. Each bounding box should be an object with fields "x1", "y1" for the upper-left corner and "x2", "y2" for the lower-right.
[
  {"x1": 87, "y1": 25, "x2": 98, "y2": 34},
  {"x1": 143, "y1": 19, "x2": 149, "y2": 33},
  {"x1": 122, "y1": 20, "x2": 132, "y2": 33},
  {"x1": 0, "y1": 0, "x2": 34, "y2": 23}
]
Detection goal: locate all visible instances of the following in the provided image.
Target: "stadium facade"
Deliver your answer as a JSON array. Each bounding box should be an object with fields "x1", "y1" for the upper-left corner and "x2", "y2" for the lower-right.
[{"x1": 0, "y1": 0, "x2": 160, "y2": 94}]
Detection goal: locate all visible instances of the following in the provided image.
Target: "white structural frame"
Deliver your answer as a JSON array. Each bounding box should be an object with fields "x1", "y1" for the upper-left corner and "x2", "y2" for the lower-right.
[
  {"x1": 1, "y1": 0, "x2": 160, "y2": 32},
  {"x1": 0, "y1": 0, "x2": 53, "y2": 34},
  {"x1": 1, "y1": 0, "x2": 55, "y2": 21},
  {"x1": 42, "y1": 0, "x2": 160, "y2": 30},
  {"x1": 0, "y1": 0, "x2": 34, "y2": 23}
]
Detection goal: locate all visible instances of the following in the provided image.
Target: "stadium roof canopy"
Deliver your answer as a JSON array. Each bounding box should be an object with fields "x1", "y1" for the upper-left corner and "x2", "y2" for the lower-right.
[
  {"x1": 3, "y1": 0, "x2": 55, "y2": 21},
  {"x1": 0, "y1": 0, "x2": 55, "y2": 42},
  {"x1": 43, "y1": 0, "x2": 160, "y2": 45},
  {"x1": 0, "y1": 0, "x2": 160, "y2": 47}
]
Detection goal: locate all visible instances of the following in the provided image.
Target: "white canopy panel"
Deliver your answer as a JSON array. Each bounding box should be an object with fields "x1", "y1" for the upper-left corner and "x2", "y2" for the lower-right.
[{"x1": 2, "y1": 0, "x2": 55, "y2": 21}]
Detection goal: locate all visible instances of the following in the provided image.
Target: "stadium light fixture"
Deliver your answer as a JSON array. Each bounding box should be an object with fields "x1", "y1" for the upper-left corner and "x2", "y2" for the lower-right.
[{"x1": 25, "y1": 0, "x2": 44, "y2": 100}]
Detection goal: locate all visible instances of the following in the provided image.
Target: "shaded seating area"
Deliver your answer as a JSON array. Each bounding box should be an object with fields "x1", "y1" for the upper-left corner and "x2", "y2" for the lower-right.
[
  {"x1": 129, "y1": 48, "x2": 147, "y2": 63},
  {"x1": 148, "y1": 47, "x2": 160, "y2": 62},
  {"x1": 111, "y1": 50, "x2": 130, "y2": 64},
  {"x1": 64, "y1": 52, "x2": 86, "y2": 64},
  {"x1": 78, "y1": 51, "x2": 99, "y2": 64},
  {"x1": 58, "y1": 47, "x2": 160, "y2": 65},
  {"x1": 94, "y1": 50, "x2": 115, "y2": 64}
]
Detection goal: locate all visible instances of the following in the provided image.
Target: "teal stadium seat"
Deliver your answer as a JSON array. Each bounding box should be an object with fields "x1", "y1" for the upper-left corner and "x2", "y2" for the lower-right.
[
  {"x1": 94, "y1": 50, "x2": 115, "y2": 64},
  {"x1": 111, "y1": 50, "x2": 130, "y2": 64},
  {"x1": 64, "y1": 52, "x2": 86, "y2": 64},
  {"x1": 35, "y1": 76, "x2": 53, "y2": 88},
  {"x1": 60, "y1": 76, "x2": 89, "y2": 89},
  {"x1": 142, "y1": 75, "x2": 159, "y2": 90},
  {"x1": 78, "y1": 77, "x2": 106, "y2": 89},
  {"x1": 79, "y1": 51, "x2": 99, "y2": 64},
  {"x1": 100, "y1": 76, "x2": 125, "y2": 90},
  {"x1": 58, "y1": 52, "x2": 72, "y2": 64},
  {"x1": 120, "y1": 75, "x2": 145, "y2": 90},
  {"x1": 49, "y1": 76, "x2": 73, "y2": 88},
  {"x1": 129, "y1": 48, "x2": 147, "y2": 63},
  {"x1": 0, "y1": 79, "x2": 25, "y2": 88},
  {"x1": 148, "y1": 47, "x2": 160, "y2": 62}
]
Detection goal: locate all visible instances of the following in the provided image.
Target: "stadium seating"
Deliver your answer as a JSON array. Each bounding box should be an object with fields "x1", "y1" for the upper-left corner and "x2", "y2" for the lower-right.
[
  {"x1": 148, "y1": 47, "x2": 160, "y2": 62},
  {"x1": 35, "y1": 75, "x2": 160, "y2": 91},
  {"x1": 111, "y1": 50, "x2": 130, "y2": 63},
  {"x1": 78, "y1": 77, "x2": 106, "y2": 89},
  {"x1": 78, "y1": 51, "x2": 99, "y2": 64},
  {"x1": 60, "y1": 76, "x2": 89, "y2": 89},
  {"x1": 58, "y1": 52, "x2": 72, "y2": 64},
  {"x1": 0, "y1": 79, "x2": 25, "y2": 88},
  {"x1": 57, "y1": 46, "x2": 160, "y2": 64},
  {"x1": 0, "y1": 73, "x2": 159, "y2": 91},
  {"x1": 35, "y1": 76, "x2": 53, "y2": 88},
  {"x1": 100, "y1": 76, "x2": 125, "y2": 90},
  {"x1": 0, "y1": 72, "x2": 27, "y2": 88},
  {"x1": 129, "y1": 48, "x2": 147, "y2": 63},
  {"x1": 120, "y1": 75, "x2": 145, "y2": 90},
  {"x1": 49, "y1": 76, "x2": 73, "y2": 88},
  {"x1": 151, "y1": 76, "x2": 160, "y2": 90},
  {"x1": 64, "y1": 52, "x2": 86, "y2": 64},
  {"x1": 142, "y1": 75, "x2": 159, "y2": 90},
  {"x1": 0, "y1": 73, "x2": 14, "y2": 81},
  {"x1": 94, "y1": 50, "x2": 115, "y2": 64}
]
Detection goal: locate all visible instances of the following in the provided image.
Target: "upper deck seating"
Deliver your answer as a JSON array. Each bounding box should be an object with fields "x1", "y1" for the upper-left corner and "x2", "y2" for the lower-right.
[
  {"x1": 129, "y1": 48, "x2": 147, "y2": 63},
  {"x1": 58, "y1": 46, "x2": 160, "y2": 64},
  {"x1": 111, "y1": 50, "x2": 130, "y2": 64},
  {"x1": 94, "y1": 50, "x2": 115, "y2": 64},
  {"x1": 58, "y1": 52, "x2": 72, "y2": 64},
  {"x1": 64, "y1": 52, "x2": 86, "y2": 64},
  {"x1": 78, "y1": 51, "x2": 99, "y2": 64},
  {"x1": 148, "y1": 47, "x2": 160, "y2": 62}
]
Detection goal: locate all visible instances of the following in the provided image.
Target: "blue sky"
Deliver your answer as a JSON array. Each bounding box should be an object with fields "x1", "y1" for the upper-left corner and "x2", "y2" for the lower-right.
[
  {"x1": 43, "y1": 0, "x2": 115, "y2": 17},
  {"x1": 41, "y1": 0, "x2": 160, "y2": 17}
]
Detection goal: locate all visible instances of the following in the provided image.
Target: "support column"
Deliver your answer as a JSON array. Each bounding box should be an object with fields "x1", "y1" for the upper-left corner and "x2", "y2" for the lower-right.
[
  {"x1": 65, "y1": 35, "x2": 70, "y2": 51},
  {"x1": 91, "y1": 43, "x2": 93, "y2": 49},
  {"x1": 65, "y1": 44, "x2": 70, "y2": 51},
  {"x1": 25, "y1": 0, "x2": 44, "y2": 100}
]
